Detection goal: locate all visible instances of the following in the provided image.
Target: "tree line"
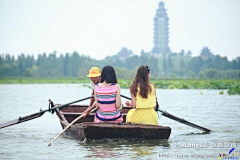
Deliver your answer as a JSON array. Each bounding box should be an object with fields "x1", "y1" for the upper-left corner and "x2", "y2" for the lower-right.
[{"x1": 0, "y1": 51, "x2": 239, "y2": 79}]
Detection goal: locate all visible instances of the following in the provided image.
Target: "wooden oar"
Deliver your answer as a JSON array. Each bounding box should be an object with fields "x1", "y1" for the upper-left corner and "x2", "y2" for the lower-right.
[
  {"x1": 0, "y1": 96, "x2": 93, "y2": 129},
  {"x1": 48, "y1": 108, "x2": 97, "y2": 146},
  {"x1": 121, "y1": 94, "x2": 211, "y2": 132}
]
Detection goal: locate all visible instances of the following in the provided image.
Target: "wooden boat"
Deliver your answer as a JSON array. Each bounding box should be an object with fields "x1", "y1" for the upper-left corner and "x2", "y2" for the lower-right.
[
  {"x1": 55, "y1": 104, "x2": 171, "y2": 141},
  {"x1": 0, "y1": 96, "x2": 210, "y2": 135}
]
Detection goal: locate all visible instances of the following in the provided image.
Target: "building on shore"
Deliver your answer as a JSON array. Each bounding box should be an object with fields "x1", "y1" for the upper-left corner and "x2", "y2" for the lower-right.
[
  {"x1": 118, "y1": 1, "x2": 172, "y2": 59},
  {"x1": 117, "y1": 47, "x2": 133, "y2": 60},
  {"x1": 152, "y1": 1, "x2": 170, "y2": 55},
  {"x1": 200, "y1": 47, "x2": 212, "y2": 60}
]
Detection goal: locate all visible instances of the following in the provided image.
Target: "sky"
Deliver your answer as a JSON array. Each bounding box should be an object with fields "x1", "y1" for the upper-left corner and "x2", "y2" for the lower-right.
[{"x1": 0, "y1": 0, "x2": 240, "y2": 60}]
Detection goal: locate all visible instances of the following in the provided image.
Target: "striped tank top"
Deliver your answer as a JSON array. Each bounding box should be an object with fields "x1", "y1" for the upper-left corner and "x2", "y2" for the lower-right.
[{"x1": 94, "y1": 83, "x2": 123, "y2": 122}]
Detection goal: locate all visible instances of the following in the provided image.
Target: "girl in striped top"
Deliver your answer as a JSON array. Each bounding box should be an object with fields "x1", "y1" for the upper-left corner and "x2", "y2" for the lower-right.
[{"x1": 94, "y1": 65, "x2": 123, "y2": 123}]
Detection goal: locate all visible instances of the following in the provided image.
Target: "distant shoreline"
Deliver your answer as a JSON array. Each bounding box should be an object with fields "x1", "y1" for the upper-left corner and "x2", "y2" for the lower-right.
[
  {"x1": 0, "y1": 77, "x2": 239, "y2": 95},
  {"x1": 0, "y1": 77, "x2": 90, "y2": 84}
]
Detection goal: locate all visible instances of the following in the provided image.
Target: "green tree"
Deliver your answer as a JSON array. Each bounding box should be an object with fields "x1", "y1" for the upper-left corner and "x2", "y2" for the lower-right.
[
  {"x1": 63, "y1": 53, "x2": 70, "y2": 76},
  {"x1": 167, "y1": 56, "x2": 174, "y2": 74},
  {"x1": 163, "y1": 56, "x2": 167, "y2": 75},
  {"x1": 23, "y1": 68, "x2": 32, "y2": 77}
]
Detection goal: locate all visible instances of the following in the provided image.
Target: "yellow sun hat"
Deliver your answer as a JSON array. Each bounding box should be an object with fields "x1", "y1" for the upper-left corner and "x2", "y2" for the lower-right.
[{"x1": 86, "y1": 67, "x2": 101, "y2": 77}]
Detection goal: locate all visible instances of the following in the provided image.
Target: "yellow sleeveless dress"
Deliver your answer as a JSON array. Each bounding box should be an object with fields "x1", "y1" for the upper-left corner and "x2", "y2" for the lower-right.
[{"x1": 126, "y1": 84, "x2": 158, "y2": 125}]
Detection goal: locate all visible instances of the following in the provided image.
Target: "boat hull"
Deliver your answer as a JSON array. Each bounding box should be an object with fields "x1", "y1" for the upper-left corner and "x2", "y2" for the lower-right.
[{"x1": 69, "y1": 122, "x2": 171, "y2": 141}]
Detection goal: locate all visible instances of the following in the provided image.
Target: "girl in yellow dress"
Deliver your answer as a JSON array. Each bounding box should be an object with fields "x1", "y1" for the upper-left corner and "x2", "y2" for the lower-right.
[{"x1": 126, "y1": 66, "x2": 158, "y2": 125}]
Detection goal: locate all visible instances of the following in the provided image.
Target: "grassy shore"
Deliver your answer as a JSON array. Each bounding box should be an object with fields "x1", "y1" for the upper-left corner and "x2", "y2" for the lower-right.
[
  {"x1": 0, "y1": 77, "x2": 90, "y2": 84},
  {"x1": 0, "y1": 77, "x2": 239, "y2": 95},
  {"x1": 118, "y1": 79, "x2": 240, "y2": 95}
]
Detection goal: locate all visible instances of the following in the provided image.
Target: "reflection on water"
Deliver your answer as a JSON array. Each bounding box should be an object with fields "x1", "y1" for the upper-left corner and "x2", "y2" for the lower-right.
[
  {"x1": 82, "y1": 139, "x2": 170, "y2": 159},
  {"x1": 0, "y1": 84, "x2": 239, "y2": 159}
]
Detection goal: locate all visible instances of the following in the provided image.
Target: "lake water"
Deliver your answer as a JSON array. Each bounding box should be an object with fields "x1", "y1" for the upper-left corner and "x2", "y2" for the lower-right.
[{"x1": 0, "y1": 84, "x2": 239, "y2": 160}]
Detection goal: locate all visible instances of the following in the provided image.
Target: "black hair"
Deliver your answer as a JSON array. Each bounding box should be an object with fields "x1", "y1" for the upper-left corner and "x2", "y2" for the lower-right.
[
  {"x1": 146, "y1": 65, "x2": 150, "y2": 73},
  {"x1": 100, "y1": 65, "x2": 118, "y2": 83}
]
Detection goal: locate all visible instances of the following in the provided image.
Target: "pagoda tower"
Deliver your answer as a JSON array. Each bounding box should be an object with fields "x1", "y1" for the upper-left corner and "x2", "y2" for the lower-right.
[{"x1": 152, "y1": 2, "x2": 170, "y2": 54}]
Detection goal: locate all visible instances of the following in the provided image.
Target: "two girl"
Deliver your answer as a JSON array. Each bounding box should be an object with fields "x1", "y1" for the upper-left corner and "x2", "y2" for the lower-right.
[{"x1": 93, "y1": 65, "x2": 158, "y2": 125}]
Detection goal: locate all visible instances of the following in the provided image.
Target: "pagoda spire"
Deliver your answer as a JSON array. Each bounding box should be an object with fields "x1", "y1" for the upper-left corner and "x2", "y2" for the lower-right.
[{"x1": 152, "y1": 1, "x2": 170, "y2": 54}]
